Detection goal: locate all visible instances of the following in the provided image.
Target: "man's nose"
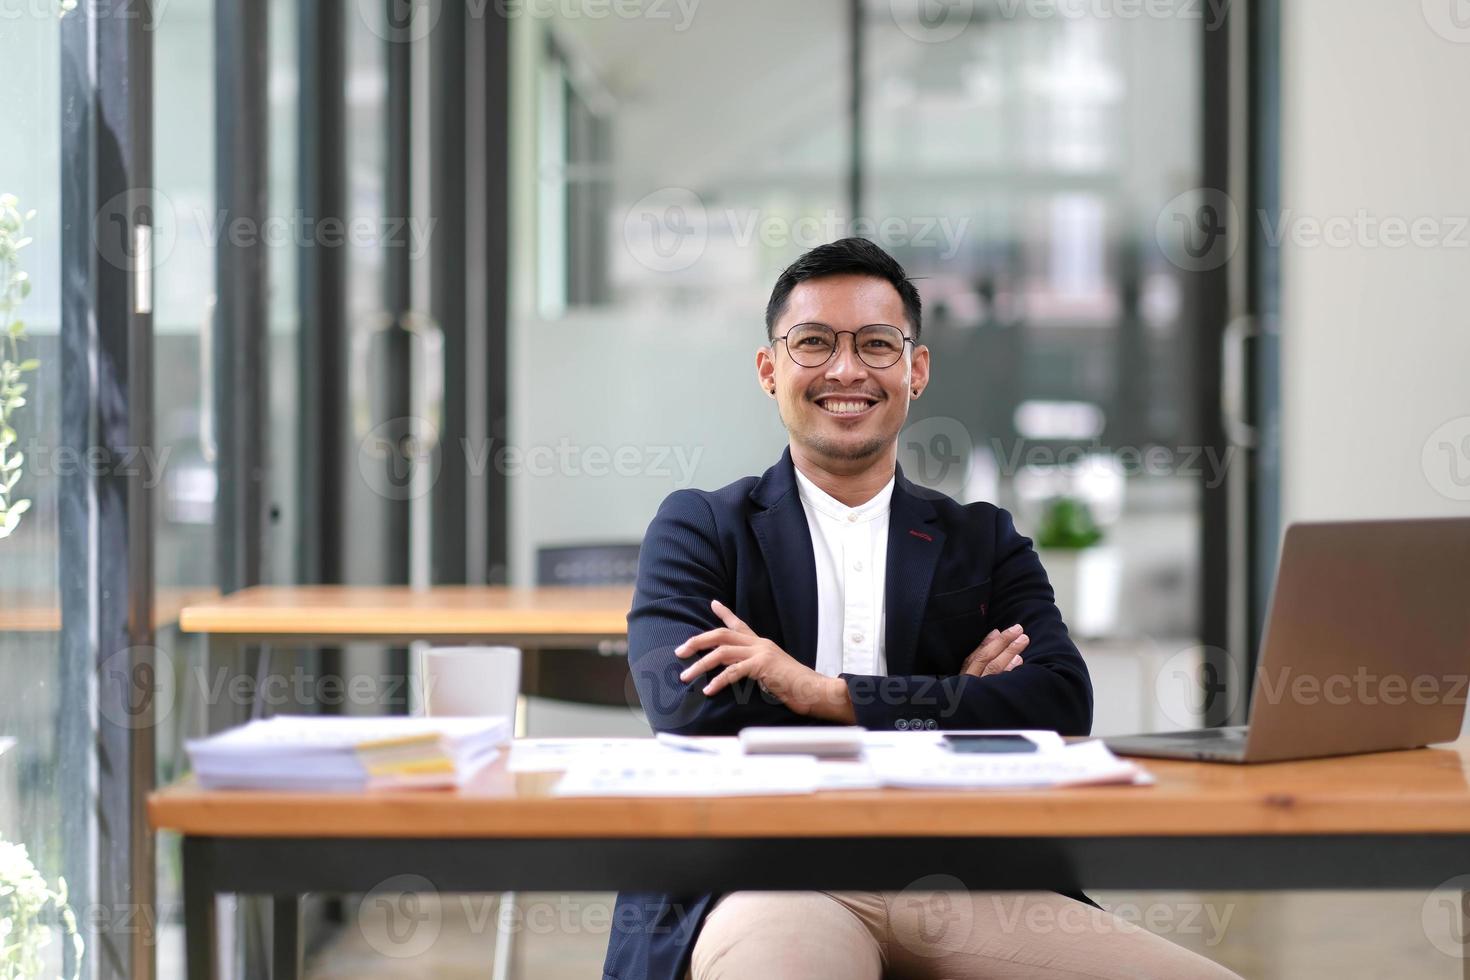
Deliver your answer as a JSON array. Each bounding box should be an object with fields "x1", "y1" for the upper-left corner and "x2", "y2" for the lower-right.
[{"x1": 825, "y1": 334, "x2": 870, "y2": 381}]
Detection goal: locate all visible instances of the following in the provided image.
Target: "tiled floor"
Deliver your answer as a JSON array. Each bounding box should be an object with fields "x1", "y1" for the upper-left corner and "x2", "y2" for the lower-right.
[{"x1": 304, "y1": 889, "x2": 1468, "y2": 978}]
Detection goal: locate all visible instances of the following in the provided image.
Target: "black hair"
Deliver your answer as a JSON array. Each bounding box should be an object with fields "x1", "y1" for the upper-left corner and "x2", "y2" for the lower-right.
[{"x1": 764, "y1": 237, "x2": 923, "y2": 342}]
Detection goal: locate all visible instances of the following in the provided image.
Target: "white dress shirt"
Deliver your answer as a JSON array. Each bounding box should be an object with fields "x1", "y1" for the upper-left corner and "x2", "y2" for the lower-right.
[{"x1": 793, "y1": 465, "x2": 896, "y2": 679}]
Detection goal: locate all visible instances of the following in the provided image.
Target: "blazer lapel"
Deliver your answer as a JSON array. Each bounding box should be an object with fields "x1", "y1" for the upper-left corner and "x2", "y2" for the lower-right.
[
  {"x1": 748, "y1": 448, "x2": 820, "y2": 669},
  {"x1": 883, "y1": 466, "x2": 945, "y2": 677}
]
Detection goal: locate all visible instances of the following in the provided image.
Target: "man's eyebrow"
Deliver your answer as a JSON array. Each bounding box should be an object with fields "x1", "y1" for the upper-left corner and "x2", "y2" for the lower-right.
[{"x1": 789, "y1": 321, "x2": 907, "y2": 331}]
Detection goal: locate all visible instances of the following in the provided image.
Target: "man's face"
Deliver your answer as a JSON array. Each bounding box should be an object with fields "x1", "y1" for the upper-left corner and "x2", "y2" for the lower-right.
[{"x1": 756, "y1": 274, "x2": 930, "y2": 470}]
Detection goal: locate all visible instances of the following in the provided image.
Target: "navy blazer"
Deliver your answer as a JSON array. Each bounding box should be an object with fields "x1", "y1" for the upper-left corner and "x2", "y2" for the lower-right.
[{"x1": 603, "y1": 447, "x2": 1093, "y2": 980}]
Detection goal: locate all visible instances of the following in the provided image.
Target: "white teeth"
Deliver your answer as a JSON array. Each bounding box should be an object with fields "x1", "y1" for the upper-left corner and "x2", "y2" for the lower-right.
[{"x1": 821, "y1": 400, "x2": 870, "y2": 415}]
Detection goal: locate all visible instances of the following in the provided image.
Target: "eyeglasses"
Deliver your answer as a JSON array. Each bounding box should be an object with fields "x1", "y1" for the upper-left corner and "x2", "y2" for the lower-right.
[{"x1": 773, "y1": 322, "x2": 914, "y2": 369}]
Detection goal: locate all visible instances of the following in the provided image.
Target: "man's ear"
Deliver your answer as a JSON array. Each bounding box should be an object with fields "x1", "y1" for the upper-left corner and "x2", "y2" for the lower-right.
[
  {"x1": 755, "y1": 345, "x2": 777, "y2": 396},
  {"x1": 909, "y1": 344, "x2": 931, "y2": 398}
]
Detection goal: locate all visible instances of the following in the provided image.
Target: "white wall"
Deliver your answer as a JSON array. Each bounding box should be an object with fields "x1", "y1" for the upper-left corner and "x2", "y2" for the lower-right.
[{"x1": 1281, "y1": 0, "x2": 1470, "y2": 523}]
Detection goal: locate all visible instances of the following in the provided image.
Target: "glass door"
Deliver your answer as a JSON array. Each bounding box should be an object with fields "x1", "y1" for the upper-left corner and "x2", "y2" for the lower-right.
[{"x1": 0, "y1": 7, "x2": 85, "y2": 979}]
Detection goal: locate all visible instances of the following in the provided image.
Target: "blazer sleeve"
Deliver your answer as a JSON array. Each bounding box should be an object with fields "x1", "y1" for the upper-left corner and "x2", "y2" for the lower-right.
[
  {"x1": 841, "y1": 507, "x2": 1094, "y2": 735},
  {"x1": 627, "y1": 490, "x2": 814, "y2": 735}
]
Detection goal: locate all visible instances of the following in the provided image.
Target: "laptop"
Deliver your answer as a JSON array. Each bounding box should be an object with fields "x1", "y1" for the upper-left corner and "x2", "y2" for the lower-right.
[{"x1": 1105, "y1": 518, "x2": 1470, "y2": 763}]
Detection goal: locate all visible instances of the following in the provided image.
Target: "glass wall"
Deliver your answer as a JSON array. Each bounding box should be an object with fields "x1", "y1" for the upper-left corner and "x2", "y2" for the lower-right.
[
  {"x1": 150, "y1": 0, "x2": 303, "y2": 972},
  {"x1": 0, "y1": 6, "x2": 86, "y2": 979},
  {"x1": 151, "y1": 0, "x2": 218, "y2": 973},
  {"x1": 865, "y1": 4, "x2": 1204, "y2": 652},
  {"x1": 507, "y1": 0, "x2": 851, "y2": 585},
  {"x1": 508, "y1": 0, "x2": 1207, "y2": 737}
]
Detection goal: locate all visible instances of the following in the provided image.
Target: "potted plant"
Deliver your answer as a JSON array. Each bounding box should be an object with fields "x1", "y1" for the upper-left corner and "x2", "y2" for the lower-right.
[
  {"x1": 0, "y1": 194, "x2": 39, "y2": 539},
  {"x1": 1035, "y1": 495, "x2": 1121, "y2": 638},
  {"x1": 0, "y1": 838, "x2": 82, "y2": 980}
]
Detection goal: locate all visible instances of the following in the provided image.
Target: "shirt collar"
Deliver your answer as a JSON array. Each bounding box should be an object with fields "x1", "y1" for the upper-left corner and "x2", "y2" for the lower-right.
[{"x1": 793, "y1": 465, "x2": 896, "y2": 525}]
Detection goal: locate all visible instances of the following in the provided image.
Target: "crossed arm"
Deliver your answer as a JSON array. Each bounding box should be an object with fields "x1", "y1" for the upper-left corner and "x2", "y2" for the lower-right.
[
  {"x1": 674, "y1": 599, "x2": 1031, "y2": 724},
  {"x1": 627, "y1": 491, "x2": 1092, "y2": 736}
]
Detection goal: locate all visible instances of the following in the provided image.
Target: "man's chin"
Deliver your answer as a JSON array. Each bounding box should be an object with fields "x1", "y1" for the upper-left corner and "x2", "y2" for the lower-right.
[{"x1": 799, "y1": 431, "x2": 892, "y2": 464}]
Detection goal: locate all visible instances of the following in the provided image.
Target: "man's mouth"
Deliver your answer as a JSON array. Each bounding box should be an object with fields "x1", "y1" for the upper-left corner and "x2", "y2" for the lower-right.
[{"x1": 812, "y1": 394, "x2": 880, "y2": 419}]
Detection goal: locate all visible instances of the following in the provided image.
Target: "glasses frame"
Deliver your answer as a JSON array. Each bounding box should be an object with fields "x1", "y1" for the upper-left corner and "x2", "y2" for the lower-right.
[{"x1": 772, "y1": 322, "x2": 916, "y2": 370}]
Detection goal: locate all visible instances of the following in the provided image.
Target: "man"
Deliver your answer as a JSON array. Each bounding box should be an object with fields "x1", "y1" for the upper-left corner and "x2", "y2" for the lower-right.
[{"x1": 604, "y1": 239, "x2": 1241, "y2": 980}]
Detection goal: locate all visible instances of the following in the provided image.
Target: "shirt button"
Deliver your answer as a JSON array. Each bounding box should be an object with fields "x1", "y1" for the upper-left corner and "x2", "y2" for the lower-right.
[
  {"x1": 851, "y1": 633, "x2": 864, "y2": 644},
  {"x1": 852, "y1": 560, "x2": 863, "y2": 571},
  {"x1": 847, "y1": 513, "x2": 858, "y2": 523}
]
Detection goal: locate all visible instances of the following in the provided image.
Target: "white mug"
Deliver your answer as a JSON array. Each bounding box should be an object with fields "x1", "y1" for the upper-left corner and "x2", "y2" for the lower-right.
[{"x1": 419, "y1": 646, "x2": 521, "y2": 724}]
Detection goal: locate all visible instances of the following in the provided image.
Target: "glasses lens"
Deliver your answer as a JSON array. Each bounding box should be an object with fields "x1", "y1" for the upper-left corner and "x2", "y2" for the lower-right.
[
  {"x1": 855, "y1": 324, "x2": 906, "y2": 368},
  {"x1": 786, "y1": 324, "x2": 837, "y2": 366}
]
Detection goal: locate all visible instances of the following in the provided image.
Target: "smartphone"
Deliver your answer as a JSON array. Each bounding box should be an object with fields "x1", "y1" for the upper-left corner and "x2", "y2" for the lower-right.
[{"x1": 942, "y1": 734, "x2": 1038, "y2": 754}]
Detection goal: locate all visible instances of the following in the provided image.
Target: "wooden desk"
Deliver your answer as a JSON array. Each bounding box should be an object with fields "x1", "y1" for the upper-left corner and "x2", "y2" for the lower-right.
[
  {"x1": 152, "y1": 740, "x2": 1470, "y2": 980},
  {"x1": 0, "y1": 587, "x2": 220, "y2": 633},
  {"x1": 177, "y1": 584, "x2": 634, "y2": 647}
]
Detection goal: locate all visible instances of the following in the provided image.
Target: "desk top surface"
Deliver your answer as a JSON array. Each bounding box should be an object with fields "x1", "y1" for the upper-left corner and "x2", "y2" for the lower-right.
[
  {"x1": 1, "y1": 587, "x2": 220, "y2": 633},
  {"x1": 150, "y1": 738, "x2": 1470, "y2": 839},
  {"x1": 176, "y1": 585, "x2": 634, "y2": 637}
]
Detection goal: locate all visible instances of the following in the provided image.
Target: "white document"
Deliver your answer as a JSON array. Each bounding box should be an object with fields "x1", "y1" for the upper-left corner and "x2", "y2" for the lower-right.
[
  {"x1": 554, "y1": 756, "x2": 821, "y2": 797},
  {"x1": 654, "y1": 733, "x2": 742, "y2": 756},
  {"x1": 508, "y1": 738, "x2": 671, "y2": 773},
  {"x1": 815, "y1": 760, "x2": 882, "y2": 790},
  {"x1": 868, "y1": 738, "x2": 1146, "y2": 790}
]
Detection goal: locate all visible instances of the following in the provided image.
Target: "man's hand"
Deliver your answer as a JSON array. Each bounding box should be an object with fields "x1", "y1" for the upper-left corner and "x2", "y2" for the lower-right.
[
  {"x1": 961, "y1": 624, "x2": 1028, "y2": 678},
  {"x1": 675, "y1": 599, "x2": 853, "y2": 721}
]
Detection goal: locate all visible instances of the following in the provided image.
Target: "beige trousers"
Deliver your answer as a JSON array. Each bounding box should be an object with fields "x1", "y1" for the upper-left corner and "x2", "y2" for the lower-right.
[{"x1": 689, "y1": 891, "x2": 1243, "y2": 980}]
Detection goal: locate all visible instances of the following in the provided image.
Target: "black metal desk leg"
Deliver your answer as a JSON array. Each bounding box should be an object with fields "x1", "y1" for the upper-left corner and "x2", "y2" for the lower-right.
[
  {"x1": 272, "y1": 895, "x2": 302, "y2": 980},
  {"x1": 183, "y1": 837, "x2": 217, "y2": 980}
]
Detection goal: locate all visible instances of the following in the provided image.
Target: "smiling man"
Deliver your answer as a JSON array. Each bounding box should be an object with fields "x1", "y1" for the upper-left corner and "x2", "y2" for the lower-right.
[{"x1": 604, "y1": 238, "x2": 1241, "y2": 980}]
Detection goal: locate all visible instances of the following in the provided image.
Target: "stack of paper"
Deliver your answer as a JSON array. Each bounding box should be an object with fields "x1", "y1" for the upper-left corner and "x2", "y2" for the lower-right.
[{"x1": 187, "y1": 715, "x2": 509, "y2": 791}]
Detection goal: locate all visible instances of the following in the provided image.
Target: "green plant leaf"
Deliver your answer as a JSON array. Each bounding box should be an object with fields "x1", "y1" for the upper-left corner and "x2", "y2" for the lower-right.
[
  {"x1": 8, "y1": 499, "x2": 29, "y2": 517},
  {"x1": 1, "y1": 509, "x2": 19, "y2": 535},
  {"x1": 1035, "y1": 496, "x2": 1104, "y2": 550},
  {"x1": 2, "y1": 452, "x2": 22, "y2": 471},
  {"x1": 16, "y1": 360, "x2": 37, "y2": 372}
]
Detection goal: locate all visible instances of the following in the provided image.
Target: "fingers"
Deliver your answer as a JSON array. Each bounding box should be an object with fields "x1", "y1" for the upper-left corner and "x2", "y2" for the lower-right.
[
  {"x1": 980, "y1": 632, "x2": 1030, "y2": 677},
  {"x1": 964, "y1": 624, "x2": 1026, "y2": 676},
  {"x1": 700, "y1": 658, "x2": 747, "y2": 696},
  {"x1": 710, "y1": 599, "x2": 754, "y2": 635},
  {"x1": 675, "y1": 627, "x2": 739, "y2": 658},
  {"x1": 678, "y1": 644, "x2": 738, "y2": 682},
  {"x1": 673, "y1": 601, "x2": 754, "y2": 658},
  {"x1": 962, "y1": 628, "x2": 1002, "y2": 672}
]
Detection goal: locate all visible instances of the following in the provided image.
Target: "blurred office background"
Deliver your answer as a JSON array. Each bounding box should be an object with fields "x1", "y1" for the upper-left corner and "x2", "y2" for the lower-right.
[{"x1": 2, "y1": 0, "x2": 1469, "y2": 977}]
